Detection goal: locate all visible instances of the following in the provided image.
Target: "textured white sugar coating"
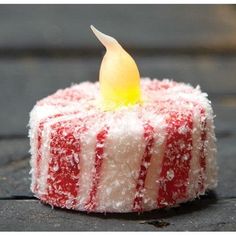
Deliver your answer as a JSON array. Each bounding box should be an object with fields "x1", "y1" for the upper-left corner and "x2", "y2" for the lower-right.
[
  {"x1": 97, "y1": 112, "x2": 145, "y2": 212},
  {"x1": 205, "y1": 110, "x2": 218, "y2": 190},
  {"x1": 188, "y1": 110, "x2": 202, "y2": 199},
  {"x1": 29, "y1": 78, "x2": 218, "y2": 213}
]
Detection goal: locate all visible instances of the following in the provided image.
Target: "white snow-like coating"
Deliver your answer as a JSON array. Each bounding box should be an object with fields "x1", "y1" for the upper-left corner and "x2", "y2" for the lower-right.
[
  {"x1": 142, "y1": 116, "x2": 166, "y2": 210},
  {"x1": 77, "y1": 122, "x2": 103, "y2": 207},
  {"x1": 29, "y1": 78, "x2": 218, "y2": 212},
  {"x1": 38, "y1": 120, "x2": 52, "y2": 195},
  {"x1": 205, "y1": 106, "x2": 218, "y2": 190},
  {"x1": 96, "y1": 112, "x2": 145, "y2": 212},
  {"x1": 188, "y1": 109, "x2": 202, "y2": 199}
]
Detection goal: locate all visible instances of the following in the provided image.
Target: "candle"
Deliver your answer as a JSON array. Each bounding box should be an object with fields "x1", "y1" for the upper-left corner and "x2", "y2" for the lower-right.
[
  {"x1": 29, "y1": 26, "x2": 217, "y2": 213},
  {"x1": 91, "y1": 25, "x2": 141, "y2": 110}
]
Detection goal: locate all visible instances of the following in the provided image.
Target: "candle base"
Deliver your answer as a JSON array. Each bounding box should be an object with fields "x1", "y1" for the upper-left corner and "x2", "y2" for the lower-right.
[{"x1": 29, "y1": 78, "x2": 217, "y2": 213}]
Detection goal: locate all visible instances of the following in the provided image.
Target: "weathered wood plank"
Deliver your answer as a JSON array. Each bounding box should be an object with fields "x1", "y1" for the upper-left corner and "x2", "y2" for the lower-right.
[
  {"x1": 215, "y1": 134, "x2": 236, "y2": 199},
  {"x1": 0, "y1": 138, "x2": 30, "y2": 197},
  {"x1": 213, "y1": 97, "x2": 236, "y2": 136},
  {"x1": 0, "y1": 5, "x2": 235, "y2": 50},
  {"x1": 0, "y1": 198, "x2": 235, "y2": 231},
  {"x1": 0, "y1": 138, "x2": 31, "y2": 197},
  {"x1": 0, "y1": 138, "x2": 29, "y2": 166},
  {"x1": 1, "y1": 56, "x2": 236, "y2": 136},
  {"x1": 0, "y1": 157, "x2": 31, "y2": 198}
]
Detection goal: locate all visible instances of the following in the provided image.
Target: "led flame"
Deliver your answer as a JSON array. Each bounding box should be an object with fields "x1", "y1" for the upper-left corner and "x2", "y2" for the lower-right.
[{"x1": 91, "y1": 25, "x2": 141, "y2": 109}]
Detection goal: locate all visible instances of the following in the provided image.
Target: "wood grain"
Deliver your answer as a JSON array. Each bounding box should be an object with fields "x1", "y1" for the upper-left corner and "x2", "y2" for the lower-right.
[
  {"x1": 0, "y1": 5, "x2": 235, "y2": 51},
  {"x1": 0, "y1": 198, "x2": 235, "y2": 231},
  {"x1": 0, "y1": 138, "x2": 29, "y2": 166}
]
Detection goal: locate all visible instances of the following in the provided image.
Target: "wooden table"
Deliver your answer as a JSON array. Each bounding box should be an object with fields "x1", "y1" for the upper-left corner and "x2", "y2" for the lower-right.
[{"x1": 0, "y1": 5, "x2": 236, "y2": 231}]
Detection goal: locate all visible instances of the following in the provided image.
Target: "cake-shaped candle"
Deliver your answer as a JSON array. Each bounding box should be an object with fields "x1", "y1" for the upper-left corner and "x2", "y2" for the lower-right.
[{"x1": 29, "y1": 26, "x2": 217, "y2": 213}]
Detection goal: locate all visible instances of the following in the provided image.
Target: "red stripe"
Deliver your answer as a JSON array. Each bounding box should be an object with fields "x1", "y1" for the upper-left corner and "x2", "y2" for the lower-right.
[
  {"x1": 34, "y1": 111, "x2": 82, "y2": 192},
  {"x1": 34, "y1": 114, "x2": 62, "y2": 192},
  {"x1": 84, "y1": 126, "x2": 109, "y2": 212},
  {"x1": 44, "y1": 119, "x2": 85, "y2": 209},
  {"x1": 198, "y1": 108, "x2": 207, "y2": 192},
  {"x1": 133, "y1": 123, "x2": 155, "y2": 212},
  {"x1": 157, "y1": 111, "x2": 193, "y2": 207},
  {"x1": 34, "y1": 110, "x2": 101, "y2": 196}
]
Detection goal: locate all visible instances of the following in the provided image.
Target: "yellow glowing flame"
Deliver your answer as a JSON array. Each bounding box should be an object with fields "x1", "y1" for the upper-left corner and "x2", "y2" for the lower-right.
[{"x1": 91, "y1": 25, "x2": 141, "y2": 110}]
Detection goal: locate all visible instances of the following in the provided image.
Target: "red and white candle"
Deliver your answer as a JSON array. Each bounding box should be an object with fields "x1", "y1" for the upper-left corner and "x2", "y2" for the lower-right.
[{"x1": 29, "y1": 27, "x2": 217, "y2": 213}]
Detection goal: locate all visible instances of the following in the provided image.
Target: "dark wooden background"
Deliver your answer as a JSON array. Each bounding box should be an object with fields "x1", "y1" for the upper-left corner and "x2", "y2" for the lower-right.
[{"x1": 0, "y1": 5, "x2": 236, "y2": 231}]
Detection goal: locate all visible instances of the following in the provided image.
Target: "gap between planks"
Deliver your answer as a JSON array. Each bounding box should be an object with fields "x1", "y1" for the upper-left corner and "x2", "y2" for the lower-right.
[{"x1": 1, "y1": 46, "x2": 236, "y2": 59}]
